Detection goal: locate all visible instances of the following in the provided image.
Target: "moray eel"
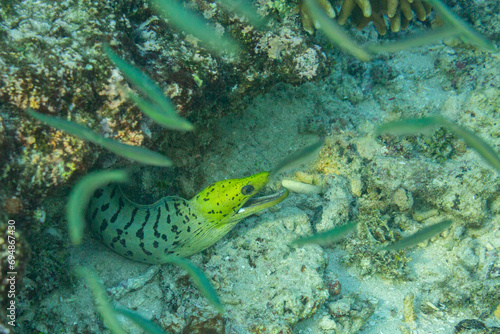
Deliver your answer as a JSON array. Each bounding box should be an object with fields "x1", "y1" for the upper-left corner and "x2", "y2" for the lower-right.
[{"x1": 88, "y1": 172, "x2": 288, "y2": 264}]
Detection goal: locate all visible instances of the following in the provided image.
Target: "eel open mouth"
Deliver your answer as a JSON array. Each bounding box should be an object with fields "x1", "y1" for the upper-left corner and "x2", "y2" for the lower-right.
[{"x1": 237, "y1": 188, "x2": 289, "y2": 215}]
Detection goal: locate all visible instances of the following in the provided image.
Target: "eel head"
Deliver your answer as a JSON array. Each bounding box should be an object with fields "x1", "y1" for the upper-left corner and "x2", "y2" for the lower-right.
[{"x1": 191, "y1": 171, "x2": 289, "y2": 227}]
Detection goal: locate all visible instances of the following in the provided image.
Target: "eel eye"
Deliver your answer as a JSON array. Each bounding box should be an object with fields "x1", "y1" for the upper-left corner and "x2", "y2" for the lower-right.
[{"x1": 241, "y1": 185, "x2": 254, "y2": 195}]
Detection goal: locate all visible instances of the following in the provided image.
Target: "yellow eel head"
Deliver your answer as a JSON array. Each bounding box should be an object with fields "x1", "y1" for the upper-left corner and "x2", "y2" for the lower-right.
[{"x1": 191, "y1": 171, "x2": 289, "y2": 227}]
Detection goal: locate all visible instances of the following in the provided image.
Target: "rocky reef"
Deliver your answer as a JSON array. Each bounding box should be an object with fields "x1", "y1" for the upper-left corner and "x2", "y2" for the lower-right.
[{"x1": 1, "y1": 0, "x2": 500, "y2": 333}]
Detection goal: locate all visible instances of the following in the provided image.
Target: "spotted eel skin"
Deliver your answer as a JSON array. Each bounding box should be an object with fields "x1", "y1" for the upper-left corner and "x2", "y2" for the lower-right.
[{"x1": 87, "y1": 172, "x2": 288, "y2": 264}]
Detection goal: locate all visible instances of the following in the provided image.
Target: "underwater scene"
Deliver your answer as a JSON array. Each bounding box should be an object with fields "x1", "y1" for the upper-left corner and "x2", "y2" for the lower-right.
[{"x1": 0, "y1": 0, "x2": 499, "y2": 333}]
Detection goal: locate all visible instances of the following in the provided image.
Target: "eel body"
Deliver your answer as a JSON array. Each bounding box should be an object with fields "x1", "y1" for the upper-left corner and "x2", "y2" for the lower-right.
[{"x1": 88, "y1": 172, "x2": 288, "y2": 263}]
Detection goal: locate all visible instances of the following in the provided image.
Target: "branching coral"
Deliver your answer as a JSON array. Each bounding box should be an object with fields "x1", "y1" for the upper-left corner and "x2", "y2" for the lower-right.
[
  {"x1": 300, "y1": 0, "x2": 432, "y2": 35},
  {"x1": 299, "y1": 0, "x2": 336, "y2": 34},
  {"x1": 337, "y1": 0, "x2": 432, "y2": 35}
]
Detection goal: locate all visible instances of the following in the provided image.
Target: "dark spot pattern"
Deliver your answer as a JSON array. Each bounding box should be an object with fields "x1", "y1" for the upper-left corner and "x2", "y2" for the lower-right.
[
  {"x1": 93, "y1": 188, "x2": 104, "y2": 198},
  {"x1": 110, "y1": 197, "x2": 125, "y2": 223},
  {"x1": 174, "y1": 202, "x2": 182, "y2": 216},
  {"x1": 124, "y1": 208, "x2": 138, "y2": 230},
  {"x1": 135, "y1": 209, "x2": 150, "y2": 239},
  {"x1": 139, "y1": 242, "x2": 152, "y2": 255},
  {"x1": 92, "y1": 208, "x2": 98, "y2": 220},
  {"x1": 100, "y1": 219, "x2": 108, "y2": 233},
  {"x1": 171, "y1": 225, "x2": 181, "y2": 235},
  {"x1": 110, "y1": 186, "x2": 117, "y2": 199},
  {"x1": 153, "y1": 207, "x2": 161, "y2": 238}
]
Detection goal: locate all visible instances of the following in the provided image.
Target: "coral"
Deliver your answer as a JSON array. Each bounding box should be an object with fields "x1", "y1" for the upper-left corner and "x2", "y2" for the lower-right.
[
  {"x1": 294, "y1": 292, "x2": 377, "y2": 333},
  {"x1": 366, "y1": 155, "x2": 498, "y2": 227},
  {"x1": 201, "y1": 208, "x2": 329, "y2": 333},
  {"x1": 4, "y1": 0, "x2": 499, "y2": 332},
  {"x1": 299, "y1": 0, "x2": 432, "y2": 35},
  {"x1": 379, "y1": 126, "x2": 462, "y2": 163},
  {"x1": 14, "y1": 41, "x2": 500, "y2": 332},
  {"x1": 326, "y1": 293, "x2": 376, "y2": 332},
  {"x1": 253, "y1": 27, "x2": 329, "y2": 82},
  {"x1": 0, "y1": 0, "x2": 147, "y2": 220},
  {"x1": 298, "y1": 0, "x2": 336, "y2": 34},
  {"x1": 315, "y1": 175, "x2": 353, "y2": 232},
  {"x1": 403, "y1": 292, "x2": 416, "y2": 323},
  {"x1": 294, "y1": 47, "x2": 323, "y2": 79},
  {"x1": 419, "y1": 256, "x2": 500, "y2": 321},
  {"x1": 19, "y1": 205, "x2": 329, "y2": 333},
  {"x1": 0, "y1": 0, "x2": 334, "y2": 219},
  {"x1": 337, "y1": 0, "x2": 432, "y2": 34},
  {"x1": 440, "y1": 0, "x2": 500, "y2": 39},
  {"x1": 343, "y1": 207, "x2": 411, "y2": 279},
  {"x1": 3, "y1": 197, "x2": 22, "y2": 215}
]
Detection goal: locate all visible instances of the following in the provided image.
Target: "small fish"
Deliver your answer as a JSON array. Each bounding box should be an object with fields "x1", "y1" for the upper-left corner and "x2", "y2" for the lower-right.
[
  {"x1": 366, "y1": 27, "x2": 457, "y2": 54},
  {"x1": 379, "y1": 220, "x2": 453, "y2": 251},
  {"x1": 292, "y1": 222, "x2": 358, "y2": 246},
  {"x1": 443, "y1": 120, "x2": 500, "y2": 173},
  {"x1": 216, "y1": 0, "x2": 267, "y2": 29},
  {"x1": 304, "y1": 0, "x2": 371, "y2": 61},
  {"x1": 114, "y1": 307, "x2": 169, "y2": 334},
  {"x1": 104, "y1": 46, "x2": 194, "y2": 131},
  {"x1": 426, "y1": 0, "x2": 497, "y2": 52},
  {"x1": 76, "y1": 266, "x2": 126, "y2": 334},
  {"x1": 27, "y1": 109, "x2": 172, "y2": 167},
  {"x1": 161, "y1": 255, "x2": 224, "y2": 313},
  {"x1": 151, "y1": 0, "x2": 240, "y2": 54},
  {"x1": 375, "y1": 116, "x2": 443, "y2": 136},
  {"x1": 270, "y1": 139, "x2": 324, "y2": 179},
  {"x1": 377, "y1": 116, "x2": 500, "y2": 173},
  {"x1": 68, "y1": 170, "x2": 129, "y2": 245}
]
